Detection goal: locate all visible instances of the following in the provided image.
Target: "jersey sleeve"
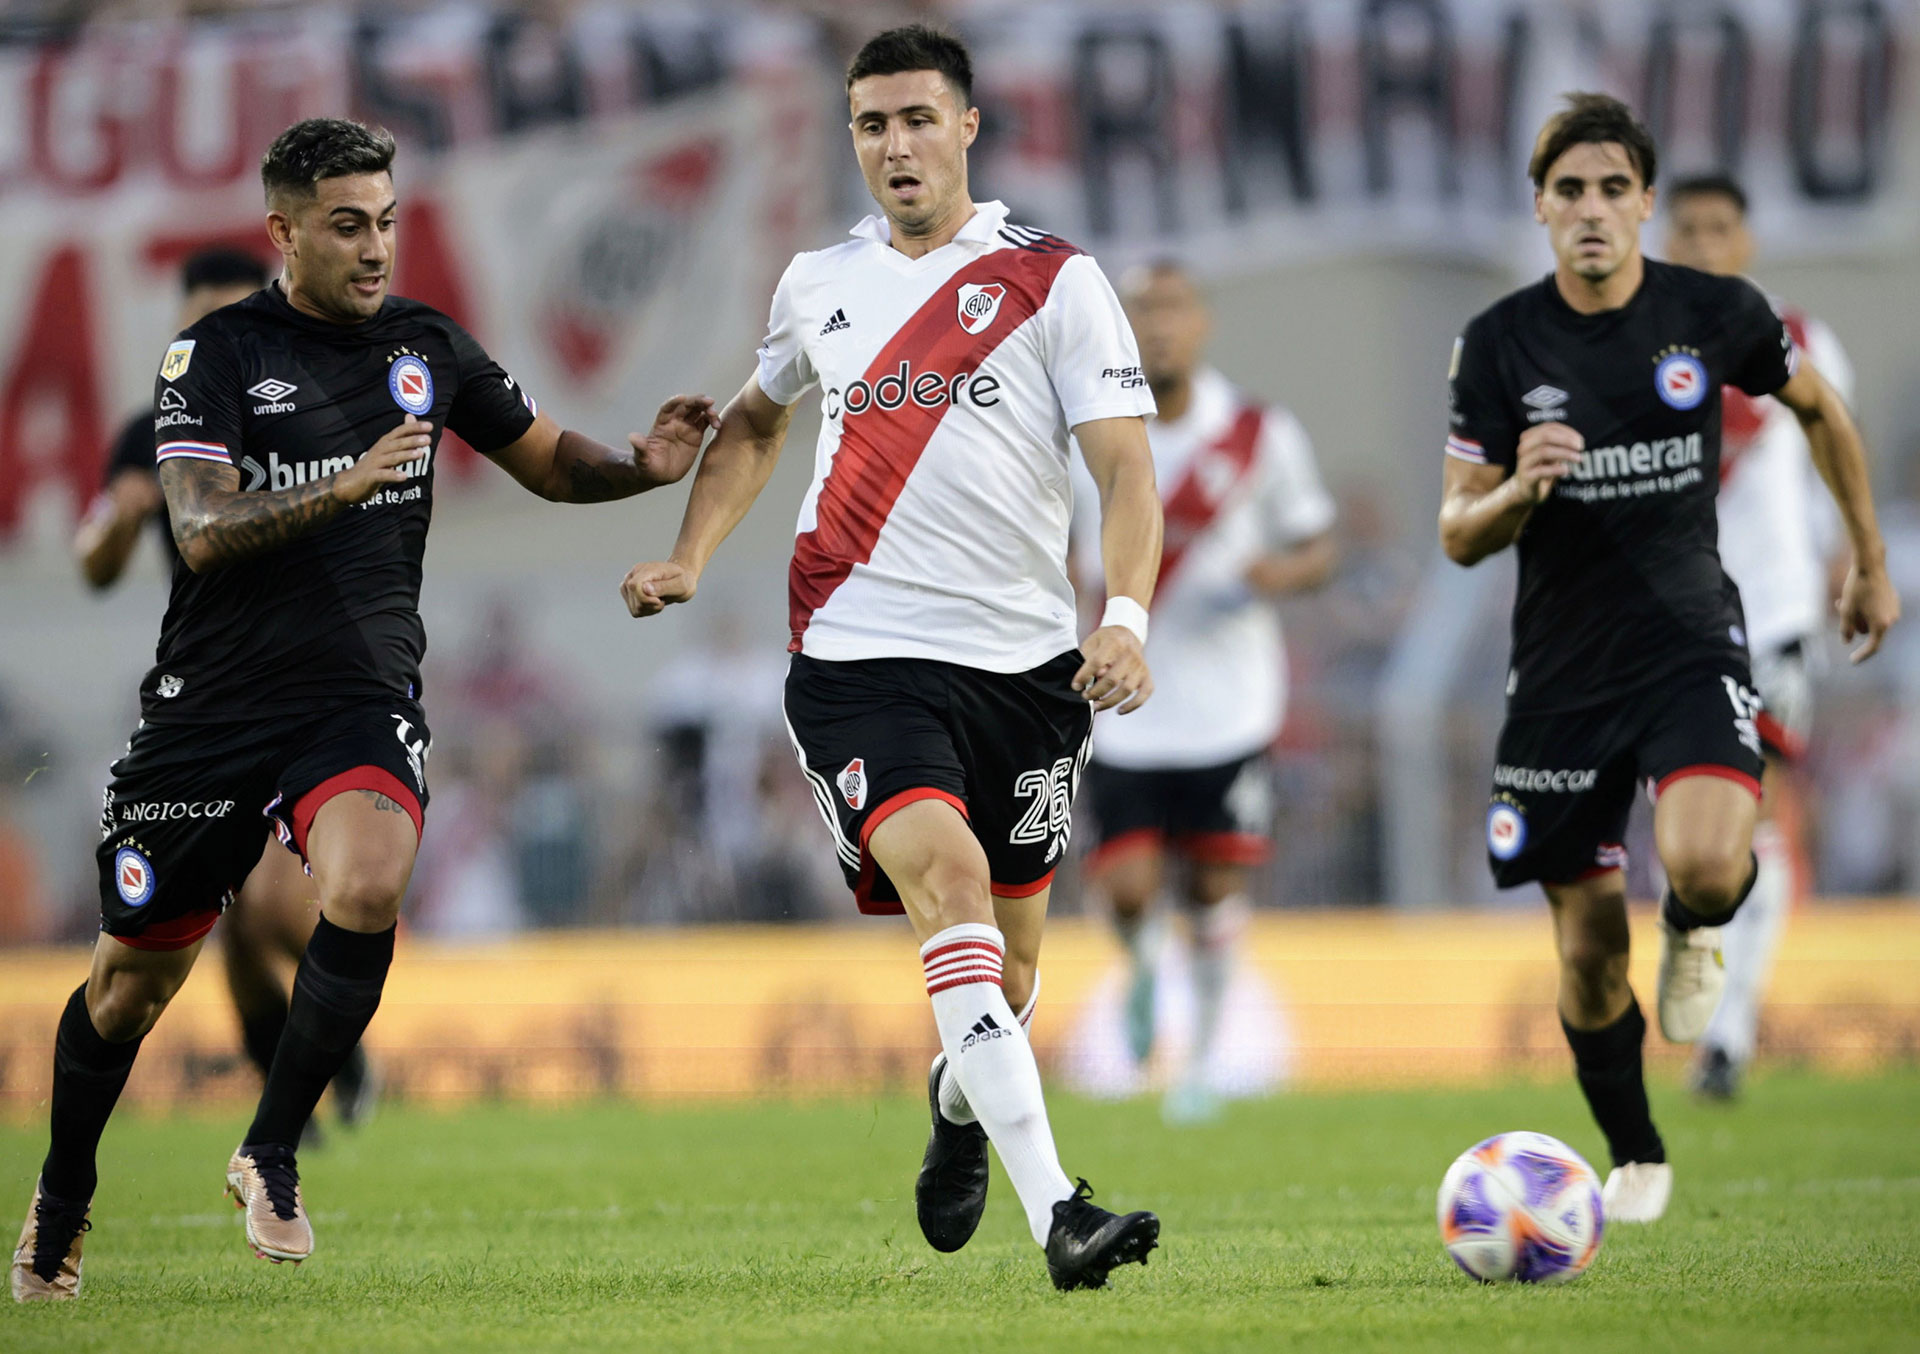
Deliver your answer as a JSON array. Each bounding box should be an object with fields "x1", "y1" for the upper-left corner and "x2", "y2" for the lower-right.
[
  {"x1": 1446, "y1": 317, "x2": 1518, "y2": 471},
  {"x1": 153, "y1": 328, "x2": 243, "y2": 471},
  {"x1": 1040, "y1": 254, "x2": 1158, "y2": 427},
  {"x1": 105, "y1": 413, "x2": 155, "y2": 485},
  {"x1": 446, "y1": 322, "x2": 539, "y2": 455},
  {"x1": 754, "y1": 260, "x2": 818, "y2": 407},
  {"x1": 1724, "y1": 280, "x2": 1798, "y2": 397},
  {"x1": 1257, "y1": 409, "x2": 1337, "y2": 544}
]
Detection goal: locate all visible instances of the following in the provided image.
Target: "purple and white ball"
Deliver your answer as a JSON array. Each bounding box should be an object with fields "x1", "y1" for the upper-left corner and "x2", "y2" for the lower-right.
[{"x1": 1437, "y1": 1130, "x2": 1604, "y2": 1283}]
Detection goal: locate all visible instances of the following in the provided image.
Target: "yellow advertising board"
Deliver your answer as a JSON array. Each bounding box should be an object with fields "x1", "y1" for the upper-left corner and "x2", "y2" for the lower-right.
[{"x1": 0, "y1": 906, "x2": 1914, "y2": 1112}]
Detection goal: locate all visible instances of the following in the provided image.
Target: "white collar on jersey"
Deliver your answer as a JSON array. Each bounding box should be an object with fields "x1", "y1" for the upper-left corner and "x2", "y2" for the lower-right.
[{"x1": 848, "y1": 199, "x2": 1011, "y2": 249}]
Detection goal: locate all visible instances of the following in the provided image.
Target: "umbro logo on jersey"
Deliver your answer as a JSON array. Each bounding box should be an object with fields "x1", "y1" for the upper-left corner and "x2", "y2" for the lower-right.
[
  {"x1": 1522, "y1": 384, "x2": 1567, "y2": 424},
  {"x1": 961, "y1": 1012, "x2": 1012, "y2": 1050},
  {"x1": 819, "y1": 308, "x2": 852, "y2": 335},
  {"x1": 957, "y1": 283, "x2": 1007, "y2": 335},
  {"x1": 248, "y1": 377, "x2": 298, "y2": 414}
]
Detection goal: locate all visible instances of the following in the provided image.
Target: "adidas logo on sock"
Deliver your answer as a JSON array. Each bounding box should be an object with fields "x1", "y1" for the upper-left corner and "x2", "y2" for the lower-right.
[
  {"x1": 961, "y1": 1012, "x2": 1013, "y2": 1051},
  {"x1": 819, "y1": 308, "x2": 851, "y2": 335}
]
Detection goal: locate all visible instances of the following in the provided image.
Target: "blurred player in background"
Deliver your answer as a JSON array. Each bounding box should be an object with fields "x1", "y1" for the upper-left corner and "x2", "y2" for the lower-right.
[
  {"x1": 13, "y1": 117, "x2": 717, "y2": 1301},
  {"x1": 622, "y1": 25, "x2": 1165, "y2": 1292},
  {"x1": 74, "y1": 246, "x2": 377, "y2": 1137},
  {"x1": 1663, "y1": 175, "x2": 1853, "y2": 1102},
  {"x1": 1072, "y1": 261, "x2": 1334, "y2": 1124},
  {"x1": 1439, "y1": 95, "x2": 1895, "y2": 1224}
]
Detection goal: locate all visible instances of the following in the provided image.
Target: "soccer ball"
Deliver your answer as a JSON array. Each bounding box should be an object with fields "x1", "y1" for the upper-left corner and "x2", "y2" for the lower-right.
[{"x1": 1436, "y1": 1131, "x2": 1603, "y2": 1283}]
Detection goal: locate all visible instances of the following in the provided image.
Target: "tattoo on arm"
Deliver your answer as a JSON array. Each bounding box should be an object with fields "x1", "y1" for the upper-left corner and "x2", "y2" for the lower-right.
[
  {"x1": 162, "y1": 458, "x2": 345, "y2": 571},
  {"x1": 352, "y1": 789, "x2": 412, "y2": 815},
  {"x1": 552, "y1": 429, "x2": 646, "y2": 503}
]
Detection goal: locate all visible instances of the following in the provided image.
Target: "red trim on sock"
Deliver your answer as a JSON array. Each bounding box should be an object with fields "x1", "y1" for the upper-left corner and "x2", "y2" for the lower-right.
[
  {"x1": 1654, "y1": 764, "x2": 1762, "y2": 800},
  {"x1": 991, "y1": 871, "x2": 1054, "y2": 900},
  {"x1": 110, "y1": 909, "x2": 220, "y2": 951},
  {"x1": 927, "y1": 970, "x2": 1004, "y2": 996},
  {"x1": 291, "y1": 767, "x2": 423, "y2": 857},
  {"x1": 923, "y1": 939, "x2": 1004, "y2": 965},
  {"x1": 1173, "y1": 830, "x2": 1271, "y2": 866}
]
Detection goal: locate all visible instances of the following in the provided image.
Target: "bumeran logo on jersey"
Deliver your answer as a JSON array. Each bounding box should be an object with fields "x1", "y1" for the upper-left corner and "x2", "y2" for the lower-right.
[{"x1": 1555, "y1": 433, "x2": 1706, "y2": 505}]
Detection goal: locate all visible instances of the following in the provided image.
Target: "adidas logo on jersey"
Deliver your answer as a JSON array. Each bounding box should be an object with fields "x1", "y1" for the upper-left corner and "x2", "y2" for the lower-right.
[
  {"x1": 961, "y1": 1013, "x2": 1012, "y2": 1051},
  {"x1": 819, "y1": 308, "x2": 852, "y2": 335}
]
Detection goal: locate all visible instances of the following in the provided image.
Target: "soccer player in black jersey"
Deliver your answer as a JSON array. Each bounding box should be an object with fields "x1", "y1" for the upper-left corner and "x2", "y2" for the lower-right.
[
  {"x1": 11, "y1": 118, "x2": 718, "y2": 1301},
  {"x1": 1439, "y1": 94, "x2": 1897, "y2": 1224},
  {"x1": 75, "y1": 246, "x2": 378, "y2": 1137}
]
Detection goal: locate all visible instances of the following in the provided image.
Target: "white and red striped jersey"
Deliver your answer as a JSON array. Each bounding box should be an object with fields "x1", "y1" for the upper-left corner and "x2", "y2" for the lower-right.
[
  {"x1": 1072, "y1": 368, "x2": 1335, "y2": 769},
  {"x1": 756, "y1": 200, "x2": 1155, "y2": 672},
  {"x1": 1718, "y1": 305, "x2": 1852, "y2": 657}
]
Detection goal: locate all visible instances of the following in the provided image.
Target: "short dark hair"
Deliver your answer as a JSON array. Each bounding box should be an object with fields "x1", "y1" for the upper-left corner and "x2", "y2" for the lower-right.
[
  {"x1": 846, "y1": 24, "x2": 973, "y2": 108},
  {"x1": 180, "y1": 247, "x2": 269, "y2": 295},
  {"x1": 1667, "y1": 172, "x2": 1748, "y2": 216},
  {"x1": 1528, "y1": 92, "x2": 1658, "y2": 190},
  {"x1": 260, "y1": 117, "x2": 396, "y2": 206}
]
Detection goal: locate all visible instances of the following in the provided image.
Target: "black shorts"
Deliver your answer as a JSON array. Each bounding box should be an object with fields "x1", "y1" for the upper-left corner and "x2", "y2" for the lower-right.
[
  {"x1": 1486, "y1": 664, "x2": 1763, "y2": 889},
  {"x1": 782, "y1": 651, "x2": 1093, "y2": 915},
  {"x1": 97, "y1": 699, "x2": 432, "y2": 949},
  {"x1": 1082, "y1": 753, "x2": 1273, "y2": 870}
]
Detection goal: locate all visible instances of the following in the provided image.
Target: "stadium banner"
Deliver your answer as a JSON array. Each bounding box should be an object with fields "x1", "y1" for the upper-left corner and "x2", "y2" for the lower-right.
[
  {"x1": 0, "y1": 1, "x2": 1910, "y2": 543},
  {"x1": 0, "y1": 906, "x2": 1914, "y2": 1112}
]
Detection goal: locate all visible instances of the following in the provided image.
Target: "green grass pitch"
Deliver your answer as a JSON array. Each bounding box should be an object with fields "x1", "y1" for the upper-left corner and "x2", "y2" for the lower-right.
[{"x1": 3, "y1": 1071, "x2": 1917, "y2": 1352}]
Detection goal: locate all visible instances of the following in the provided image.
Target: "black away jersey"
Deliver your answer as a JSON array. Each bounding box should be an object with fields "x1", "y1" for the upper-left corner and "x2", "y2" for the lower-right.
[
  {"x1": 144, "y1": 283, "x2": 536, "y2": 724},
  {"x1": 104, "y1": 410, "x2": 179, "y2": 567},
  {"x1": 1447, "y1": 261, "x2": 1797, "y2": 714}
]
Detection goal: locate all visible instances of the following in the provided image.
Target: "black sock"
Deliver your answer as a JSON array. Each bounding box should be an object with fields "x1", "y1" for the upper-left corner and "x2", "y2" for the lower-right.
[
  {"x1": 244, "y1": 918, "x2": 394, "y2": 1150},
  {"x1": 41, "y1": 984, "x2": 144, "y2": 1202},
  {"x1": 237, "y1": 997, "x2": 289, "y2": 1083},
  {"x1": 1662, "y1": 852, "x2": 1760, "y2": 931},
  {"x1": 1562, "y1": 997, "x2": 1665, "y2": 1168}
]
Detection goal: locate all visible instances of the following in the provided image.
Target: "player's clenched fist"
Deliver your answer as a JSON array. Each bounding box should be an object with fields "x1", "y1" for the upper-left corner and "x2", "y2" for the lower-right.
[
  {"x1": 1075, "y1": 626, "x2": 1153, "y2": 714},
  {"x1": 621, "y1": 560, "x2": 697, "y2": 618},
  {"x1": 629, "y1": 394, "x2": 721, "y2": 489},
  {"x1": 335, "y1": 415, "x2": 432, "y2": 504},
  {"x1": 1511, "y1": 422, "x2": 1585, "y2": 503}
]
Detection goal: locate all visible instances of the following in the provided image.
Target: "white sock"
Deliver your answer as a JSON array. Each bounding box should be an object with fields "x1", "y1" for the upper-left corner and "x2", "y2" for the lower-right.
[
  {"x1": 1185, "y1": 896, "x2": 1244, "y2": 1084},
  {"x1": 923, "y1": 924, "x2": 1073, "y2": 1245},
  {"x1": 938, "y1": 971, "x2": 1038, "y2": 1125},
  {"x1": 1703, "y1": 821, "x2": 1793, "y2": 1066}
]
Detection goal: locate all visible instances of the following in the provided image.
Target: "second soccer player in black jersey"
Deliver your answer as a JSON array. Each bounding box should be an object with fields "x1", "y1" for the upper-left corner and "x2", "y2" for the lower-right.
[
  {"x1": 12, "y1": 118, "x2": 718, "y2": 1301},
  {"x1": 1439, "y1": 94, "x2": 1897, "y2": 1226}
]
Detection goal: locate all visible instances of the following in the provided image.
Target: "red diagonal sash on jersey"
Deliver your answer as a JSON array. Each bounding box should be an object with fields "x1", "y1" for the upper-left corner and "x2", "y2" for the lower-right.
[
  {"x1": 1721, "y1": 309, "x2": 1809, "y2": 483},
  {"x1": 1153, "y1": 404, "x2": 1264, "y2": 591},
  {"x1": 788, "y1": 240, "x2": 1080, "y2": 651}
]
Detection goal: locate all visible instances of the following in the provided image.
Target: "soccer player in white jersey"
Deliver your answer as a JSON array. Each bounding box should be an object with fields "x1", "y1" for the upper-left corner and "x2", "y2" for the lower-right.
[
  {"x1": 620, "y1": 26, "x2": 1166, "y2": 1290},
  {"x1": 1070, "y1": 262, "x2": 1335, "y2": 1123},
  {"x1": 1665, "y1": 175, "x2": 1854, "y2": 1101}
]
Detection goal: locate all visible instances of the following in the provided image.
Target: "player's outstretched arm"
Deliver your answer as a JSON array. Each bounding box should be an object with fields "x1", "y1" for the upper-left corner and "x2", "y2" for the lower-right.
[
  {"x1": 621, "y1": 377, "x2": 793, "y2": 618},
  {"x1": 1439, "y1": 423, "x2": 1583, "y2": 566},
  {"x1": 1773, "y1": 362, "x2": 1899, "y2": 662},
  {"x1": 164, "y1": 417, "x2": 432, "y2": 573},
  {"x1": 486, "y1": 398, "x2": 720, "y2": 503},
  {"x1": 75, "y1": 470, "x2": 164, "y2": 589},
  {"x1": 1074, "y1": 415, "x2": 1161, "y2": 714}
]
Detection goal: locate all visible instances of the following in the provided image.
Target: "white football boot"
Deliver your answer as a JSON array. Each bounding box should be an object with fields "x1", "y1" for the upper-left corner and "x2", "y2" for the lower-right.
[
  {"x1": 1656, "y1": 918, "x2": 1726, "y2": 1043},
  {"x1": 1602, "y1": 1162, "x2": 1673, "y2": 1223}
]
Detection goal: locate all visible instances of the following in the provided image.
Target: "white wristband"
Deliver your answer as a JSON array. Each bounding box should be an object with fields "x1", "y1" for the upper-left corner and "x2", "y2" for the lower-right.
[{"x1": 1100, "y1": 596, "x2": 1149, "y2": 646}]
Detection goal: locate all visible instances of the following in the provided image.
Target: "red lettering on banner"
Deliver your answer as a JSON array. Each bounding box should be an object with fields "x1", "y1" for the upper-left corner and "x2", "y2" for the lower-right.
[
  {"x1": 0, "y1": 247, "x2": 103, "y2": 537},
  {"x1": 29, "y1": 50, "x2": 125, "y2": 194}
]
